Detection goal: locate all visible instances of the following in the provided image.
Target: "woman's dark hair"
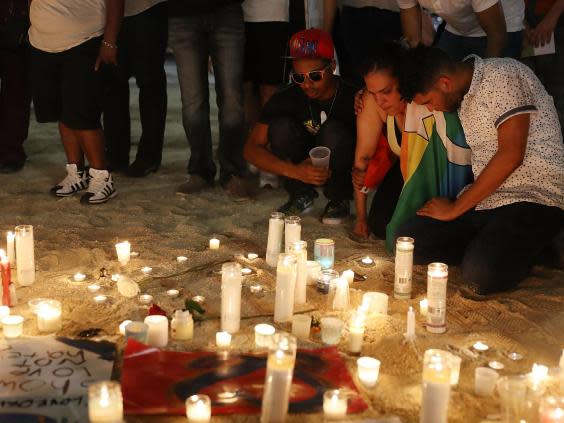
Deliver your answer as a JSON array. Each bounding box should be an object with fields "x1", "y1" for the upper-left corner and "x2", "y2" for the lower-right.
[{"x1": 358, "y1": 41, "x2": 409, "y2": 79}]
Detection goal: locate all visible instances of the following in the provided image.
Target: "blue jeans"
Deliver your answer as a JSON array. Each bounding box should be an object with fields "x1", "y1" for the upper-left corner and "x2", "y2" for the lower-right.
[
  {"x1": 168, "y1": 4, "x2": 246, "y2": 184},
  {"x1": 437, "y1": 29, "x2": 523, "y2": 60},
  {"x1": 398, "y1": 202, "x2": 564, "y2": 294}
]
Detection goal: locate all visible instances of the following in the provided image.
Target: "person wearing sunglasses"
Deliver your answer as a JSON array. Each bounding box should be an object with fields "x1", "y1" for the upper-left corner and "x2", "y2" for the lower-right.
[{"x1": 243, "y1": 28, "x2": 358, "y2": 223}]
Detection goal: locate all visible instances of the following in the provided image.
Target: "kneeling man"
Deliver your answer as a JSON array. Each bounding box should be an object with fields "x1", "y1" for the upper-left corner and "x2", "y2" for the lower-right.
[
  {"x1": 243, "y1": 29, "x2": 357, "y2": 224},
  {"x1": 398, "y1": 46, "x2": 564, "y2": 296}
]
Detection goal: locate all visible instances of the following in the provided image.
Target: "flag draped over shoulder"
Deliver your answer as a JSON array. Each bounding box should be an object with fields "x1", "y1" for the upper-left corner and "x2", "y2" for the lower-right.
[{"x1": 384, "y1": 104, "x2": 474, "y2": 251}]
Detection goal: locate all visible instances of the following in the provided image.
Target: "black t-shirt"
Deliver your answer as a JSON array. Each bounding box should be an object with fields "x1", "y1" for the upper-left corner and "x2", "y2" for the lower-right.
[{"x1": 259, "y1": 77, "x2": 358, "y2": 136}]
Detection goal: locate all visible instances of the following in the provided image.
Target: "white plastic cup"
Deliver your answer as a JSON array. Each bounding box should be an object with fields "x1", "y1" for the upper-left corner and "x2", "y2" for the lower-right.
[
  {"x1": 291, "y1": 314, "x2": 312, "y2": 339},
  {"x1": 309, "y1": 146, "x2": 331, "y2": 168},
  {"x1": 320, "y1": 317, "x2": 344, "y2": 345},
  {"x1": 474, "y1": 367, "x2": 499, "y2": 396}
]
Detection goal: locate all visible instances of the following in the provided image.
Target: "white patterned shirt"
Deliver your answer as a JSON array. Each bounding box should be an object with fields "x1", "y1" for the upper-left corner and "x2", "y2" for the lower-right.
[{"x1": 459, "y1": 55, "x2": 564, "y2": 211}]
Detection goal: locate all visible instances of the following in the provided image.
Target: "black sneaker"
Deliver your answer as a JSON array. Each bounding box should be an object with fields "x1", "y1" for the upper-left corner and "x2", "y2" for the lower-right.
[
  {"x1": 321, "y1": 200, "x2": 350, "y2": 225},
  {"x1": 277, "y1": 192, "x2": 316, "y2": 215},
  {"x1": 126, "y1": 159, "x2": 159, "y2": 177},
  {"x1": 0, "y1": 160, "x2": 24, "y2": 173}
]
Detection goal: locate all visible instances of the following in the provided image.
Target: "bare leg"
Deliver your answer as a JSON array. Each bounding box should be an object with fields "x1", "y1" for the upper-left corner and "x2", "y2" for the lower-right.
[
  {"x1": 75, "y1": 128, "x2": 107, "y2": 170},
  {"x1": 59, "y1": 122, "x2": 84, "y2": 167}
]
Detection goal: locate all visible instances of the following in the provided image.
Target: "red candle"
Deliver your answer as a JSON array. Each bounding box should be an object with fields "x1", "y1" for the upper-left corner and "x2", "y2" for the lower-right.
[{"x1": 0, "y1": 254, "x2": 12, "y2": 307}]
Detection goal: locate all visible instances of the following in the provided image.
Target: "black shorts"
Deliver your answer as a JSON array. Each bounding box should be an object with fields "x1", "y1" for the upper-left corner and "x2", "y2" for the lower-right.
[
  {"x1": 244, "y1": 21, "x2": 290, "y2": 85},
  {"x1": 29, "y1": 37, "x2": 103, "y2": 130}
]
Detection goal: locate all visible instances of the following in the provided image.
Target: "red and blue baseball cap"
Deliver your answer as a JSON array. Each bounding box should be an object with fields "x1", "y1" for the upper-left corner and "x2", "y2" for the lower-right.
[{"x1": 288, "y1": 28, "x2": 334, "y2": 60}]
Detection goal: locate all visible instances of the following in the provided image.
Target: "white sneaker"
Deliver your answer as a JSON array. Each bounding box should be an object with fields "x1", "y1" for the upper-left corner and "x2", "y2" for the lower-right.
[
  {"x1": 80, "y1": 168, "x2": 117, "y2": 204},
  {"x1": 50, "y1": 164, "x2": 88, "y2": 197},
  {"x1": 259, "y1": 171, "x2": 279, "y2": 189}
]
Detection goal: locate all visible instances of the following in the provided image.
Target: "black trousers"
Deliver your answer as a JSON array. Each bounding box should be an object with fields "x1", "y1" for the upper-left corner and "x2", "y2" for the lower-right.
[
  {"x1": 367, "y1": 160, "x2": 404, "y2": 238},
  {"x1": 103, "y1": 3, "x2": 168, "y2": 168},
  {"x1": 268, "y1": 117, "x2": 355, "y2": 201},
  {"x1": 398, "y1": 202, "x2": 564, "y2": 294}
]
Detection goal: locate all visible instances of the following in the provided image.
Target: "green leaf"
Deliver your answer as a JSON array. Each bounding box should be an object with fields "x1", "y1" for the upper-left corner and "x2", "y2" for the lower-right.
[{"x1": 185, "y1": 299, "x2": 205, "y2": 315}]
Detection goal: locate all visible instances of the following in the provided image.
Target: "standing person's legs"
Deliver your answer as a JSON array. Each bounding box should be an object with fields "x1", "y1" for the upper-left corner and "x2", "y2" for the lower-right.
[
  {"x1": 209, "y1": 3, "x2": 247, "y2": 186},
  {"x1": 0, "y1": 48, "x2": 30, "y2": 171},
  {"x1": 437, "y1": 31, "x2": 487, "y2": 60},
  {"x1": 128, "y1": 2, "x2": 168, "y2": 174},
  {"x1": 102, "y1": 17, "x2": 131, "y2": 173},
  {"x1": 169, "y1": 16, "x2": 216, "y2": 185},
  {"x1": 461, "y1": 202, "x2": 564, "y2": 294}
]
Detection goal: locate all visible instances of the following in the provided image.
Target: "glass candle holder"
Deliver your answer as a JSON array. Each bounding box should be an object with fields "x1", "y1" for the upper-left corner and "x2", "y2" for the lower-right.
[
  {"x1": 320, "y1": 317, "x2": 344, "y2": 345},
  {"x1": 0, "y1": 305, "x2": 10, "y2": 320},
  {"x1": 314, "y1": 238, "x2": 335, "y2": 270},
  {"x1": 260, "y1": 333, "x2": 297, "y2": 423},
  {"x1": 317, "y1": 269, "x2": 339, "y2": 294},
  {"x1": 274, "y1": 254, "x2": 297, "y2": 323},
  {"x1": 288, "y1": 240, "x2": 307, "y2": 305},
  {"x1": 221, "y1": 262, "x2": 243, "y2": 333},
  {"x1": 15, "y1": 225, "x2": 35, "y2": 286},
  {"x1": 36, "y1": 299, "x2": 62, "y2": 333},
  {"x1": 185, "y1": 394, "x2": 211, "y2": 423},
  {"x1": 306, "y1": 260, "x2": 322, "y2": 286},
  {"x1": 2, "y1": 315, "x2": 23, "y2": 338},
  {"x1": 323, "y1": 389, "x2": 347, "y2": 420},
  {"x1": 115, "y1": 241, "x2": 131, "y2": 266},
  {"x1": 448, "y1": 353, "x2": 462, "y2": 386},
  {"x1": 88, "y1": 381, "x2": 123, "y2": 423},
  {"x1": 394, "y1": 237, "x2": 414, "y2": 299},
  {"x1": 284, "y1": 216, "x2": 301, "y2": 253},
  {"x1": 357, "y1": 356, "x2": 380, "y2": 388},
  {"x1": 421, "y1": 349, "x2": 451, "y2": 423},
  {"x1": 209, "y1": 238, "x2": 220, "y2": 250},
  {"x1": 124, "y1": 322, "x2": 149, "y2": 344},
  {"x1": 291, "y1": 314, "x2": 311, "y2": 339},
  {"x1": 474, "y1": 367, "x2": 499, "y2": 397},
  {"x1": 348, "y1": 311, "x2": 365, "y2": 354},
  {"x1": 426, "y1": 263, "x2": 448, "y2": 334},
  {"x1": 216, "y1": 331, "x2": 231, "y2": 348},
  {"x1": 496, "y1": 375, "x2": 530, "y2": 423},
  {"x1": 266, "y1": 212, "x2": 285, "y2": 267}
]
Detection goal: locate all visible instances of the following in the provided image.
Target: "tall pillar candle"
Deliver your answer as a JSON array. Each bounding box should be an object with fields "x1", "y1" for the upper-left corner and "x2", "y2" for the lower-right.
[
  {"x1": 420, "y1": 349, "x2": 451, "y2": 423},
  {"x1": 221, "y1": 262, "x2": 243, "y2": 333},
  {"x1": 426, "y1": 263, "x2": 448, "y2": 334},
  {"x1": 88, "y1": 381, "x2": 123, "y2": 423},
  {"x1": 332, "y1": 277, "x2": 350, "y2": 311},
  {"x1": 348, "y1": 311, "x2": 365, "y2": 354},
  {"x1": 394, "y1": 237, "x2": 414, "y2": 299},
  {"x1": 284, "y1": 216, "x2": 301, "y2": 253},
  {"x1": 266, "y1": 212, "x2": 285, "y2": 267},
  {"x1": 274, "y1": 254, "x2": 297, "y2": 323},
  {"x1": 288, "y1": 240, "x2": 307, "y2": 305},
  {"x1": 405, "y1": 306, "x2": 416, "y2": 341},
  {"x1": 0, "y1": 252, "x2": 12, "y2": 306},
  {"x1": 36, "y1": 299, "x2": 62, "y2": 333},
  {"x1": 144, "y1": 315, "x2": 169, "y2": 347},
  {"x1": 6, "y1": 232, "x2": 16, "y2": 268},
  {"x1": 15, "y1": 225, "x2": 34, "y2": 286},
  {"x1": 260, "y1": 333, "x2": 297, "y2": 423}
]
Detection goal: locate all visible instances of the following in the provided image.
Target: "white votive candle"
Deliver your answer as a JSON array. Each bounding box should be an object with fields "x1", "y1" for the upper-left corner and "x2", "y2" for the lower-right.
[
  {"x1": 0, "y1": 306, "x2": 10, "y2": 320},
  {"x1": 88, "y1": 381, "x2": 123, "y2": 423},
  {"x1": 320, "y1": 317, "x2": 344, "y2": 345},
  {"x1": 241, "y1": 267, "x2": 252, "y2": 275},
  {"x1": 216, "y1": 331, "x2": 231, "y2": 348},
  {"x1": 177, "y1": 256, "x2": 188, "y2": 263},
  {"x1": 119, "y1": 320, "x2": 132, "y2": 335},
  {"x1": 166, "y1": 289, "x2": 180, "y2": 298},
  {"x1": 186, "y1": 394, "x2": 211, "y2": 423},
  {"x1": 419, "y1": 298, "x2": 428, "y2": 316},
  {"x1": 247, "y1": 253, "x2": 258, "y2": 260},
  {"x1": 342, "y1": 269, "x2": 354, "y2": 285},
  {"x1": 292, "y1": 314, "x2": 312, "y2": 339},
  {"x1": 474, "y1": 367, "x2": 499, "y2": 396},
  {"x1": 73, "y1": 272, "x2": 86, "y2": 282},
  {"x1": 360, "y1": 256, "x2": 374, "y2": 266},
  {"x1": 111, "y1": 274, "x2": 120, "y2": 282},
  {"x1": 254, "y1": 323, "x2": 275, "y2": 348},
  {"x1": 473, "y1": 341, "x2": 489, "y2": 352},
  {"x1": 87, "y1": 283, "x2": 100, "y2": 293},
  {"x1": 529, "y1": 363, "x2": 549, "y2": 391},
  {"x1": 94, "y1": 295, "x2": 108, "y2": 304},
  {"x1": 139, "y1": 294, "x2": 153, "y2": 305},
  {"x1": 209, "y1": 238, "x2": 220, "y2": 249},
  {"x1": 141, "y1": 266, "x2": 152, "y2": 274},
  {"x1": 36, "y1": 300, "x2": 62, "y2": 333},
  {"x1": 357, "y1": 356, "x2": 381, "y2": 388},
  {"x1": 348, "y1": 311, "x2": 365, "y2": 354},
  {"x1": 2, "y1": 315, "x2": 23, "y2": 338},
  {"x1": 115, "y1": 241, "x2": 131, "y2": 266},
  {"x1": 144, "y1": 315, "x2": 169, "y2": 348},
  {"x1": 323, "y1": 390, "x2": 347, "y2": 419}
]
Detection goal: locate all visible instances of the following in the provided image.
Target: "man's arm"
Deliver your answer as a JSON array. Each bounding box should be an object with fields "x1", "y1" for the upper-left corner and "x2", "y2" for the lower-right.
[
  {"x1": 399, "y1": 5, "x2": 422, "y2": 47},
  {"x1": 243, "y1": 123, "x2": 330, "y2": 185},
  {"x1": 323, "y1": 0, "x2": 337, "y2": 33},
  {"x1": 95, "y1": 0, "x2": 124, "y2": 70},
  {"x1": 475, "y1": 2, "x2": 507, "y2": 58},
  {"x1": 529, "y1": 0, "x2": 564, "y2": 47},
  {"x1": 418, "y1": 113, "x2": 530, "y2": 220}
]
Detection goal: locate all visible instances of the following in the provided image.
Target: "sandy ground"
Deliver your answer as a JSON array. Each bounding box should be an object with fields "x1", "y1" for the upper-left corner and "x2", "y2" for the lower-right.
[{"x1": 1, "y1": 60, "x2": 563, "y2": 423}]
